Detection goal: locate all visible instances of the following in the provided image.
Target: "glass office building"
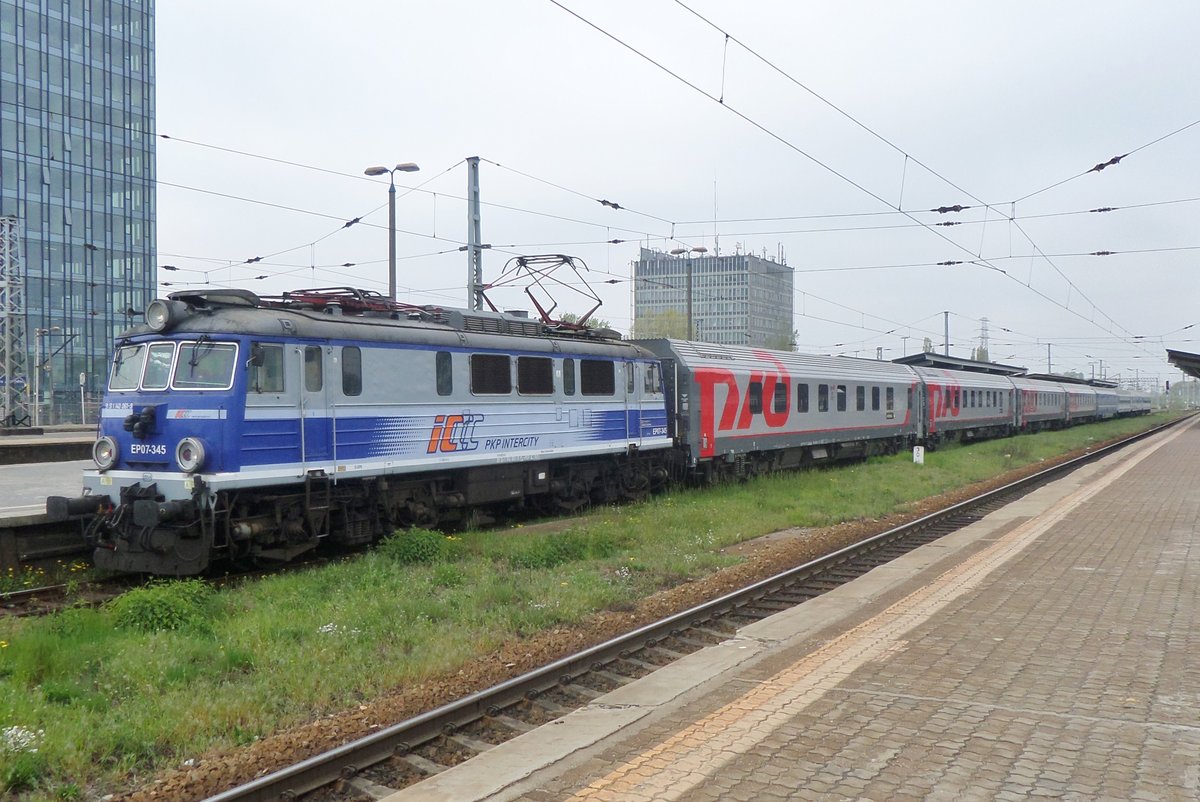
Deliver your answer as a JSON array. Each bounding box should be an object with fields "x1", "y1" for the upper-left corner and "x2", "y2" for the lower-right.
[
  {"x1": 633, "y1": 247, "x2": 795, "y2": 349},
  {"x1": 0, "y1": 0, "x2": 155, "y2": 423}
]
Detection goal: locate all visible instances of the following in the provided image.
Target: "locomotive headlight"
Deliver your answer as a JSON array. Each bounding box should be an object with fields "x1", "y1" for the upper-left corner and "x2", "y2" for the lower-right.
[
  {"x1": 175, "y1": 437, "x2": 206, "y2": 473},
  {"x1": 145, "y1": 299, "x2": 185, "y2": 332},
  {"x1": 93, "y1": 436, "x2": 118, "y2": 470}
]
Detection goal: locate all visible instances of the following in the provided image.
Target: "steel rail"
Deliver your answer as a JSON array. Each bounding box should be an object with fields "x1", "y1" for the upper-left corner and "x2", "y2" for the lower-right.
[{"x1": 204, "y1": 415, "x2": 1191, "y2": 801}]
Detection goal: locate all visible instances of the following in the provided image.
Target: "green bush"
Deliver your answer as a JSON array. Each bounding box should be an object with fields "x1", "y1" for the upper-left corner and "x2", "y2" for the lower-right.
[
  {"x1": 378, "y1": 528, "x2": 454, "y2": 564},
  {"x1": 507, "y1": 530, "x2": 622, "y2": 570},
  {"x1": 106, "y1": 580, "x2": 217, "y2": 634}
]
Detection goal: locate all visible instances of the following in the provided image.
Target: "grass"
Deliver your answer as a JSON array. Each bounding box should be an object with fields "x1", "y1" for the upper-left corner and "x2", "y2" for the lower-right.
[{"x1": 0, "y1": 412, "x2": 1182, "y2": 798}]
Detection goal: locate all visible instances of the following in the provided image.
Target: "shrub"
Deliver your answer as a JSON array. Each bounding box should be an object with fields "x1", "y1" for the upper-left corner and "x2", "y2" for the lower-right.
[
  {"x1": 107, "y1": 580, "x2": 217, "y2": 634},
  {"x1": 507, "y1": 530, "x2": 622, "y2": 570},
  {"x1": 378, "y1": 528, "x2": 453, "y2": 565}
]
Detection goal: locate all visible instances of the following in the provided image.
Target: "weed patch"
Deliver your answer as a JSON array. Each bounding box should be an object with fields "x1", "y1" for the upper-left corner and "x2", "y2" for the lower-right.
[{"x1": 107, "y1": 580, "x2": 218, "y2": 634}]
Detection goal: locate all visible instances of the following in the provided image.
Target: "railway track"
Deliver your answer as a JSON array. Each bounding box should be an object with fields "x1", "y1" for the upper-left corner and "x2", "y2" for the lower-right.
[{"x1": 202, "y1": 416, "x2": 1189, "y2": 802}]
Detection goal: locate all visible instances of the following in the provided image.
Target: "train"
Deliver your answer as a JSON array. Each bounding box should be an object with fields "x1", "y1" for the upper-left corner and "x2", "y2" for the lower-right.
[{"x1": 48, "y1": 286, "x2": 1153, "y2": 575}]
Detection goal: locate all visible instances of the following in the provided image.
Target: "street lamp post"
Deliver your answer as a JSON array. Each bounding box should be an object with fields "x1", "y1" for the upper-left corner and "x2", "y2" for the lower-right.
[
  {"x1": 669, "y1": 246, "x2": 708, "y2": 341},
  {"x1": 363, "y1": 162, "x2": 420, "y2": 301},
  {"x1": 33, "y1": 326, "x2": 60, "y2": 429}
]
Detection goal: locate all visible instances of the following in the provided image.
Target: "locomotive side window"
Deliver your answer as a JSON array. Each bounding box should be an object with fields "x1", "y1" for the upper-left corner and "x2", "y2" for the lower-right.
[
  {"x1": 436, "y1": 352, "x2": 453, "y2": 396},
  {"x1": 563, "y1": 358, "x2": 576, "y2": 396},
  {"x1": 303, "y1": 346, "x2": 323, "y2": 392},
  {"x1": 109, "y1": 344, "x2": 145, "y2": 390},
  {"x1": 173, "y1": 342, "x2": 238, "y2": 390},
  {"x1": 471, "y1": 354, "x2": 512, "y2": 395},
  {"x1": 517, "y1": 356, "x2": 553, "y2": 395},
  {"x1": 836, "y1": 384, "x2": 847, "y2": 412},
  {"x1": 141, "y1": 342, "x2": 175, "y2": 390},
  {"x1": 855, "y1": 385, "x2": 865, "y2": 411},
  {"x1": 872, "y1": 386, "x2": 881, "y2": 411},
  {"x1": 250, "y1": 343, "x2": 284, "y2": 393},
  {"x1": 773, "y1": 381, "x2": 787, "y2": 413},
  {"x1": 797, "y1": 383, "x2": 810, "y2": 413},
  {"x1": 748, "y1": 381, "x2": 763, "y2": 414},
  {"x1": 342, "y1": 346, "x2": 362, "y2": 397},
  {"x1": 818, "y1": 384, "x2": 829, "y2": 412},
  {"x1": 644, "y1": 363, "x2": 662, "y2": 394},
  {"x1": 886, "y1": 387, "x2": 895, "y2": 412},
  {"x1": 625, "y1": 362, "x2": 635, "y2": 394},
  {"x1": 581, "y1": 359, "x2": 615, "y2": 396}
]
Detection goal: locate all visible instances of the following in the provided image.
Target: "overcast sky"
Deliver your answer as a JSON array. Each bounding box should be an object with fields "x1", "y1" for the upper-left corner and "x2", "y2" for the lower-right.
[{"x1": 154, "y1": 1, "x2": 1200, "y2": 388}]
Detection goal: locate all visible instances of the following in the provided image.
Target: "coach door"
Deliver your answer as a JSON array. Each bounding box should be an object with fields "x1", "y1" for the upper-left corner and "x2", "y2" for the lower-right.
[{"x1": 297, "y1": 344, "x2": 332, "y2": 466}]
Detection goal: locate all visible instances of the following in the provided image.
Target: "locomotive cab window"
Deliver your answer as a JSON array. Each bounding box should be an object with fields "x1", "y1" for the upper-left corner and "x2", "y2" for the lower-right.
[
  {"x1": 173, "y1": 341, "x2": 238, "y2": 390},
  {"x1": 141, "y1": 342, "x2": 175, "y2": 390},
  {"x1": 471, "y1": 353, "x2": 512, "y2": 395},
  {"x1": 303, "y1": 346, "x2": 323, "y2": 392},
  {"x1": 436, "y1": 351, "x2": 453, "y2": 396},
  {"x1": 644, "y1": 363, "x2": 662, "y2": 394},
  {"x1": 517, "y1": 356, "x2": 553, "y2": 395},
  {"x1": 109, "y1": 343, "x2": 145, "y2": 391},
  {"x1": 563, "y1": 358, "x2": 576, "y2": 396},
  {"x1": 249, "y1": 343, "x2": 285, "y2": 393},
  {"x1": 341, "y1": 346, "x2": 362, "y2": 397},
  {"x1": 581, "y1": 359, "x2": 615, "y2": 396}
]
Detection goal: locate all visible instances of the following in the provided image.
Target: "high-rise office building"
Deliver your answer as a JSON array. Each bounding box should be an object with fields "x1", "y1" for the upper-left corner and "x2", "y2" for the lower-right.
[
  {"x1": 632, "y1": 247, "x2": 794, "y2": 349},
  {"x1": 0, "y1": 0, "x2": 155, "y2": 424}
]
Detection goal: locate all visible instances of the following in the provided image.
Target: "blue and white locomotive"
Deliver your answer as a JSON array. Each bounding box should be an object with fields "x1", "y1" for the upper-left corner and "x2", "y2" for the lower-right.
[
  {"x1": 56, "y1": 288, "x2": 672, "y2": 574},
  {"x1": 51, "y1": 286, "x2": 1153, "y2": 575}
]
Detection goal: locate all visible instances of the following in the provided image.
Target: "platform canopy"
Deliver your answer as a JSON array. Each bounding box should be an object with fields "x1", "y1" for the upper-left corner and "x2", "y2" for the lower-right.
[{"x1": 1167, "y1": 349, "x2": 1200, "y2": 380}]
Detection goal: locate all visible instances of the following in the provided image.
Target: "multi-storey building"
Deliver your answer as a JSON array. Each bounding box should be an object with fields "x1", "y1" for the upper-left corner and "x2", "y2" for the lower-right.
[
  {"x1": 0, "y1": 0, "x2": 155, "y2": 424},
  {"x1": 632, "y1": 247, "x2": 794, "y2": 348}
]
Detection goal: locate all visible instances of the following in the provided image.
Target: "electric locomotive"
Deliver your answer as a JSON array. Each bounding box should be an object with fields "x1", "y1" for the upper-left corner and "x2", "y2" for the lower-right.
[{"x1": 51, "y1": 287, "x2": 673, "y2": 574}]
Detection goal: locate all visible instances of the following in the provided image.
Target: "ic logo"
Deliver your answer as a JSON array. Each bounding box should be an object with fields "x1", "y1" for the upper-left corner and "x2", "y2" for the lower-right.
[{"x1": 427, "y1": 413, "x2": 482, "y2": 453}]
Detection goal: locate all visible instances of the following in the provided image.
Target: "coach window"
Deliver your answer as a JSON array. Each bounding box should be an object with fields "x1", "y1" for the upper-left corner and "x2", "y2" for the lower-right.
[
  {"x1": 748, "y1": 381, "x2": 763, "y2": 414},
  {"x1": 563, "y1": 358, "x2": 576, "y2": 396},
  {"x1": 518, "y1": 356, "x2": 554, "y2": 395},
  {"x1": 872, "y1": 386, "x2": 881, "y2": 412},
  {"x1": 436, "y1": 351, "x2": 453, "y2": 396},
  {"x1": 581, "y1": 359, "x2": 615, "y2": 396},
  {"x1": 836, "y1": 384, "x2": 847, "y2": 412},
  {"x1": 818, "y1": 383, "x2": 829, "y2": 412},
  {"x1": 797, "y1": 383, "x2": 810, "y2": 413},
  {"x1": 471, "y1": 354, "x2": 512, "y2": 395},
  {"x1": 141, "y1": 342, "x2": 175, "y2": 390},
  {"x1": 302, "y1": 346, "x2": 323, "y2": 392},
  {"x1": 249, "y1": 343, "x2": 285, "y2": 393},
  {"x1": 943, "y1": 386, "x2": 951, "y2": 409},
  {"x1": 856, "y1": 385, "x2": 865, "y2": 411},
  {"x1": 886, "y1": 387, "x2": 895, "y2": 412},
  {"x1": 773, "y1": 381, "x2": 787, "y2": 414},
  {"x1": 341, "y1": 346, "x2": 362, "y2": 397}
]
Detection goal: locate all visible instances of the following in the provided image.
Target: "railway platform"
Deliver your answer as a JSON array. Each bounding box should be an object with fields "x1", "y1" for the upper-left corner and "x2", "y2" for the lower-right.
[
  {"x1": 387, "y1": 416, "x2": 1200, "y2": 801},
  {"x1": 0, "y1": 426, "x2": 93, "y2": 466}
]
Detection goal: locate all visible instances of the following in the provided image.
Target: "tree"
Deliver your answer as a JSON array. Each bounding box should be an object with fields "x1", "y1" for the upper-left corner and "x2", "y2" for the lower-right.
[
  {"x1": 558, "y1": 312, "x2": 612, "y2": 330},
  {"x1": 632, "y1": 309, "x2": 689, "y2": 339}
]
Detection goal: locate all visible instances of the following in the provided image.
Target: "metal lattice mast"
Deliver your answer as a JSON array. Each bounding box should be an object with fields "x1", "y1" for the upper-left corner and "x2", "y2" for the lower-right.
[{"x1": 0, "y1": 216, "x2": 30, "y2": 427}]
